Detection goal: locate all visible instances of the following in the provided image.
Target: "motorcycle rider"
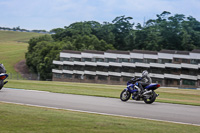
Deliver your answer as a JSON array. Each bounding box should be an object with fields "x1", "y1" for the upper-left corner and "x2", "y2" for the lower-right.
[
  {"x1": 129, "y1": 70, "x2": 152, "y2": 96},
  {"x1": 0, "y1": 63, "x2": 6, "y2": 73},
  {"x1": 0, "y1": 63, "x2": 8, "y2": 90},
  {"x1": 138, "y1": 70, "x2": 152, "y2": 94}
]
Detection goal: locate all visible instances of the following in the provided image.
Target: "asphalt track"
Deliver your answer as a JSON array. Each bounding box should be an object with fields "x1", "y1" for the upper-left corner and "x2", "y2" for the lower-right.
[{"x1": 0, "y1": 88, "x2": 200, "y2": 126}]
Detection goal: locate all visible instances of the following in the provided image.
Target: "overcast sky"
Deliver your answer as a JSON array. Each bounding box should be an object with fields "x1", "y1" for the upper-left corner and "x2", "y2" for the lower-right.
[{"x1": 1, "y1": 0, "x2": 200, "y2": 31}]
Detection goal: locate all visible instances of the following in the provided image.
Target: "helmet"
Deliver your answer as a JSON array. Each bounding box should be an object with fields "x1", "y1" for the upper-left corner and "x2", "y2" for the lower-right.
[
  {"x1": 0, "y1": 64, "x2": 6, "y2": 73},
  {"x1": 142, "y1": 70, "x2": 148, "y2": 77}
]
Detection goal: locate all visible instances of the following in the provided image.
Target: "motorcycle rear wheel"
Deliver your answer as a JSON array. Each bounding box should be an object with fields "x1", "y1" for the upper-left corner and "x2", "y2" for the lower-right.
[
  {"x1": 120, "y1": 90, "x2": 131, "y2": 102},
  {"x1": 143, "y1": 90, "x2": 157, "y2": 104}
]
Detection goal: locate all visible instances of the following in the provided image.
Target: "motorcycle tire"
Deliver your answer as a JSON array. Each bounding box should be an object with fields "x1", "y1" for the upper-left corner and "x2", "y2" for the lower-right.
[
  {"x1": 143, "y1": 90, "x2": 157, "y2": 104},
  {"x1": 0, "y1": 80, "x2": 3, "y2": 90},
  {"x1": 120, "y1": 90, "x2": 131, "y2": 102}
]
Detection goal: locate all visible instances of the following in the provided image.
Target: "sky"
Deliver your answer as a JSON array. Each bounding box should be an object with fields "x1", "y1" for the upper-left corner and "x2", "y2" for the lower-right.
[{"x1": 0, "y1": 0, "x2": 200, "y2": 31}]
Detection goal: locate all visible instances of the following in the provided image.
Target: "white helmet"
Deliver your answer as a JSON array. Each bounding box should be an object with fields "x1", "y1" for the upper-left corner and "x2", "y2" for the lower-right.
[{"x1": 142, "y1": 70, "x2": 148, "y2": 77}]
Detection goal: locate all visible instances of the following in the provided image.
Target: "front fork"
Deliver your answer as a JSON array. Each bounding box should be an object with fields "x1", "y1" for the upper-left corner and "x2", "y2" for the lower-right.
[{"x1": 126, "y1": 85, "x2": 138, "y2": 100}]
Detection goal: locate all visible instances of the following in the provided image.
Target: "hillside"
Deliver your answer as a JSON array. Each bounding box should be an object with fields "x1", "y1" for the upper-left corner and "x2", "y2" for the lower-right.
[
  {"x1": 0, "y1": 31, "x2": 43, "y2": 74},
  {"x1": 0, "y1": 30, "x2": 42, "y2": 42}
]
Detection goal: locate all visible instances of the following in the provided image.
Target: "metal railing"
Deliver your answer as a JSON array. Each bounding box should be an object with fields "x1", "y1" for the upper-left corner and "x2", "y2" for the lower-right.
[{"x1": 7, "y1": 73, "x2": 52, "y2": 81}]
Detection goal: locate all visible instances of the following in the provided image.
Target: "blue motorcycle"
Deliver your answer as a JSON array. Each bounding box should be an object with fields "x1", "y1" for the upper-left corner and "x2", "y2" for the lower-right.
[
  {"x1": 120, "y1": 78, "x2": 160, "y2": 104},
  {"x1": 0, "y1": 64, "x2": 8, "y2": 90}
]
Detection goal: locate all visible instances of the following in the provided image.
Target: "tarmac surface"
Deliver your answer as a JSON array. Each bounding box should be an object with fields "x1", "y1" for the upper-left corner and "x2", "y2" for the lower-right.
[{"x1": 0, "y1": 88, "x2": 200, "y2": 126}]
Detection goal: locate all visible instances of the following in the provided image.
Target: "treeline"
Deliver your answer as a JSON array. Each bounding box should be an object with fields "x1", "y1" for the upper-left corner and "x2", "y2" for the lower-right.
[
  {"x1": 0, "y1": 26, "x2": 28, "y2": 32},
  {"x1": 26, "y1": 11, "x2": 200, "y2": 80},
  {"x1": 50, "y1": 11, "x2": 200, "y2": 51},
  {"x1": 0, "y1": 26, "x2": 52, "y2": 34}
]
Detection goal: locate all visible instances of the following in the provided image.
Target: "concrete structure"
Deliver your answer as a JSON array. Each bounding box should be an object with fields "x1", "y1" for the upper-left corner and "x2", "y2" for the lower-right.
[{"x1": 52, "y1": 49, "x2": 200, "y2": 88}]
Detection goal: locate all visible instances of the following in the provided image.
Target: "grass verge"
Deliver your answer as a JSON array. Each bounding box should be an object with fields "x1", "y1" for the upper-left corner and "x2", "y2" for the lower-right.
[
  {"x1": 4, "y1": 80, "x2": 200, "y2": 106},
  {"x1": 0, "y1": 102, "x2": 200, "y2": 133},
  {"x1": 0, "y1": 31, "x2": 42, "y2": 74}
]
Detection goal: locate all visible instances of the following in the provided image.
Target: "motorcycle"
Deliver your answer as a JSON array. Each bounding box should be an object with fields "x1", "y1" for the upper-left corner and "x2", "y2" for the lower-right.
[
  {"x1": 120, "y1": 78, "x2": 160, "y2": 104},
  {"x1": 0, "y1": 64, "x2": 8, "y2": 90}
]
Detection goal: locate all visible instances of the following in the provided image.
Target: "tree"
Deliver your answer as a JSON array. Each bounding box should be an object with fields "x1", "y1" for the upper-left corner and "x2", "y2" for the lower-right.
[
  {"x1": 112, "y1": 16, "x2": 135, "y2": 50},
  {"x1": 96, "y1": 22, "x2": 115, "y2": 45},
  {"x1": 25, "y1": 12, "x2": 200, "y2": 80},
  {"x1": 27, "y1": 35, "x2": 53, "y2": 52}
]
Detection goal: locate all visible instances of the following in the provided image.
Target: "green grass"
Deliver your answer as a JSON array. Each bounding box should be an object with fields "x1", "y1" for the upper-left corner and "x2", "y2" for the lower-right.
[
  {"x1": 0, "y1": 30, "x2": 41, "y2": 42},
  {"x1": 0, "y1": 31, "x2": 42, "y2": 74},
  {"x1": 0, "y1": 102, "x2": 200, "y2": 133},
  {"x1": 5, "y1": 80, "x2": 200, "y2": 106},
  {"x1": 1, "y1": 30, "x2": 200, "y2": 132}
]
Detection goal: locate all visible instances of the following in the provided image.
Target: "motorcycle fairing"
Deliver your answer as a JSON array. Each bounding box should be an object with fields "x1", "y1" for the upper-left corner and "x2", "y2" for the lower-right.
[
  {"x1": 0, "y1": 73, "x2": 8, "y2": 80},
  {"x1": 145, "y1": 83, "x2": 160, "y2": 90}
]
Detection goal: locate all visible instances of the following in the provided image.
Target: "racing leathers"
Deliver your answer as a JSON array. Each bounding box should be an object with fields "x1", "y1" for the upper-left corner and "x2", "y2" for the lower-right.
[{"x1": 136, "y1": 74, "x2": 152, "y2": 94}]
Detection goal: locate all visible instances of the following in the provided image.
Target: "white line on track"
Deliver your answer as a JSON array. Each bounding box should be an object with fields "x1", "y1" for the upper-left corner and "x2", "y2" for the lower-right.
[{"x1": 1, "y1": 100, "x2": 200, "y2": 127}]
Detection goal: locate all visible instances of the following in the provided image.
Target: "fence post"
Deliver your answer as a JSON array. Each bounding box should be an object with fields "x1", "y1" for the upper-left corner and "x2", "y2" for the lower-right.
[
  {"x1": 37, "y1": 73, "x2": 40, "y2": 80},
  {"x1": 10, "y1": 73, "x2": 12, "y2": 79}
]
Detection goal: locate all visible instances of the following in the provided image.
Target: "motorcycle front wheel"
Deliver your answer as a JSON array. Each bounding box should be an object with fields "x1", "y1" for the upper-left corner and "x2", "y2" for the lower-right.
[
  {"x1": 120, "y1": 90, "x2": 131, "y2": 102},
  {"x1": 0, "y1": 80, "x2": 3, "y2": 90},
  {"x1": 143, "y1": 90, "x2": 157, "y2": 104}
]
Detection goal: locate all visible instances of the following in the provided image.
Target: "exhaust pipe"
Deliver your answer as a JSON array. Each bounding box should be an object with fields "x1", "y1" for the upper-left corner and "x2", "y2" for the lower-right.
[{"x1": 142, "y1": 90, "x2": 152, "y2": 95}]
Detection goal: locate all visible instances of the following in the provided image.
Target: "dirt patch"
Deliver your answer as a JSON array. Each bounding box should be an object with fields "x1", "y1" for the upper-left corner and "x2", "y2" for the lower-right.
[
  {"x1": 14, "y1": 60, "x2": 39, "y2": 80},
  {"x1": 14, "y1": 59, "x2": 30, "y2": 75}
]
